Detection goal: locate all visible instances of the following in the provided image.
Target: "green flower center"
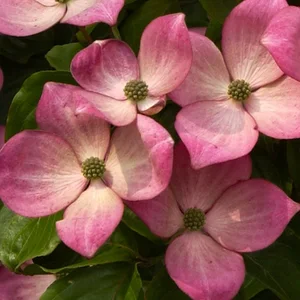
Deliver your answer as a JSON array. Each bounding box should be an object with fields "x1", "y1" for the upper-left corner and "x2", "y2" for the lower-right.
[
  {"x1": 56, "y1": 0, "x2": 70, "y2": 3},
  {"x1": 227, "y1": 79, "x2": 251, "y2": 101},
  {"x1": 81, "y1": 157, "x2": 106, "y2": 180},
  {"x1": 183, "y1": 208, "x2": 206, "y2": 231},
  {"x1": 124, "y1": 80, "x2": 148, "y2": 102}
]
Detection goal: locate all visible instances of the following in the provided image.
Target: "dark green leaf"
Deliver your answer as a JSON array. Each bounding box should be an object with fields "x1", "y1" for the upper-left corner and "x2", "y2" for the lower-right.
[
  {"x1": 179, "y1": 0, "x2": 208, "y2": 27},
  {"x1": 287, "y1": 139, "x2": 300, "y2": 190},
  {"x1": 235, "y1": 275, "x2": 266, "y2": 300}
]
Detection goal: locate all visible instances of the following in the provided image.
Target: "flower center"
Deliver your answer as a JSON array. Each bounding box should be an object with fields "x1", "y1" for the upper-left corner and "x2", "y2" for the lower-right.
[
  {"x1": 227, "y1": 79, "x2": 251, "y2": 101},
  {"x1": 81, "y1": 157, "x2": 106, "y2": 180},
  {"x1": 183, "y1": 208, "x2": 206, "y2": 231},
  {"x1": 124, "y1": 80, "x2": 148, "y2": 102},
  {"x1": 56, "y1": 0, "x2": 69, "y2": 3}
]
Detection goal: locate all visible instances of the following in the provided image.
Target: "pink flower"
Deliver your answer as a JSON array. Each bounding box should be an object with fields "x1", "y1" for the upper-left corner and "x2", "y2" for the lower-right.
[
  {"x1": 0, "y1": 0, "x2": 124, "y2": 36},
  {"x1": 0, "y1": 82, "x2": 174, "y2": 258},
  {"x1": 262, "y1": 5, "x2": 300, "y2": 82},
  {"x1": 70, "y1": 13, "x2": 192, "y2": 124},
  {"x1": 0, "y1": 265, "x2": 55, "y2": 300},
  {"x1": 170, "y1": 0, "x2": 300, "y2": 169},
  {"x1": 127, "y1": 143, "x2": 300, "y2": 300}
]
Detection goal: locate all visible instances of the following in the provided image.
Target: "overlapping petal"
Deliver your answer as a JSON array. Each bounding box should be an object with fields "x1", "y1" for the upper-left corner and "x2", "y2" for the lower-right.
[
  {"x1": 245, "y1": 77, "x2": 300, "y2": 139},
  {"x1": 222, "y1": 0, "x2": 287, "y2": 88},
  {"x1": 137, "y1": 95, "x2": 166, "y2": 115},
  {"x1": 0, "y1": 0, "x2": 65, "y2": 36},
  {"x1": 175, "y1": 99, "x2": 259, "y2": 168},
  {"x1": 56, "y1": 181, "x2": 124, "y2": 258},
  {"x1": 138, "y1": 13, "x2": 192, "y2": 96},
  {"x1": 262, "y1": 6, "x2": 300, "y2": 82},
  {"x1": 105, "y1": 114, "x2": 174, "y2": 200},
  {"x1": 205, "y1": 179, "x2": 300, "y2": 252},
  {"x1": 0, "y1": 131, "x2": 87, "y2": 217},
  {"x1": 166, "y1": 232, "x2": 245, "y2": 300},
  {"x1": 169, "y1": 32, "x2": 230, "y2": 107},
  {"x1": 61, "y1": 0, "x2": 124, "y2": 26},
  {"x1": 37, "y1": 83, "x2": 111, "y2": 162},
  {"x1": 71, "y1": 40, "x2": 139, "y2": 100},
  {"x1": 171, "y1": 143, "x2": 252, "y2": 212}
]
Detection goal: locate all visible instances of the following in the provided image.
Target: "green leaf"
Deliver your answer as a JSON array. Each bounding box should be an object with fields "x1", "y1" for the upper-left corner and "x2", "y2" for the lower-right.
[
  {"x1": 5, "y1": 71, "x2": 76, "y2": 140},
  {"x1": 235, "y1": 275, "x2": 266, "y2": 300},
  {"x1": 287, "y1": 139, "x2": 300, "y2": 189},
  {"x1": 0, "y1": 205, "x2": 62, "y2": 271},
  {"x1": 46, "y1": 43, "x2": 84, "y2": 72},
  {"x1": 120, "y1": 0, "x2": 181, "y2": 53},
  {"x1": 179, "y1": 0, "x2": 208, "y2": 27},
  {"x1": 40, "y1": 263, "x2": 142, "y2": 300}
]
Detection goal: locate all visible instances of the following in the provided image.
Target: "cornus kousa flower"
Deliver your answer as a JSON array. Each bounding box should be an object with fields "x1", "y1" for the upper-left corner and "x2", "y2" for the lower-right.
[
  {"x1": 69, "y1": 13, "x2": 192, "y2": 122},
  {"x1": 170, "y1": 0, "x2": 300, "y2": 168},
  {"x1": 262, "y1": 5, "x2": 300, "y2": 82},
  {"x1": 0, "y1": 0, "x2": 124, "y2": 36},
  {"x1": 0, "y1": 82, "x2": 174, "y2": 257},
  {"x1": 127, "y1": 143, "x2": 300, "y2": 300}
]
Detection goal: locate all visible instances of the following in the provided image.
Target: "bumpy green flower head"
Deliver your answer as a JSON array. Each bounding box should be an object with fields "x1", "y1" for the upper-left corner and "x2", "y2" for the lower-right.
[
  {"x1": 81, "y1": 157, "x2": 106, "y2": 180},
  {"x1": 228, "y1": 79, "x2": 251, "y2": 101},
  {"x1": 124, "y1": 80, "x2": 148, "y2": 102},
  {"x1": 183, "y1": 208, "x2": 206, "y2": 231}
]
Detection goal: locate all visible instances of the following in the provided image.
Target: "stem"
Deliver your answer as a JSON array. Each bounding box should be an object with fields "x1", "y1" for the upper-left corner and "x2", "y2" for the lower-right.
[
  {"x1": 112, "y1": 26, "x2": 122, "y2": 40},
  {"x1": 78, "y1": 26, "x2": 93, "y2": 44}
]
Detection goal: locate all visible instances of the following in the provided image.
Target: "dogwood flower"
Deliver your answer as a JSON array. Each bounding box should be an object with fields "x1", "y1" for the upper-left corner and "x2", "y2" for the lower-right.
[
  {"x1": 262, "y1": 5, "x2": 300, "y2": 82},
  {"x1": 0, "y1": 82, "x2": 174, "y2": 258},
  {"x1": 127, "y1": 143, "x2": 299, "y2": 300},
  {"x1": 0, "y1": 0, "x2": 124, "y2": 36},
  {"x1": 70, "y1": 13, "x2": 192, "y2": 123},
  {"x1": 170, "y1": 0, "x2": 300, "y2": 168}
]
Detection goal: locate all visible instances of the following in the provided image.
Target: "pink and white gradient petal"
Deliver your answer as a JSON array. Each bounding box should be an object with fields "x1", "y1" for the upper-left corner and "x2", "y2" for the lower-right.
[
  {"x1": 0, "y1": 131, "x2": 87, "y2": 217},
  {"x1": 166, "y1": 232, "x2": 245, "y2": 300},
  {"x1": 0, "y1": 266, "x2": 56, "y2": 300},
  {"x1": 61, "y1": 0, "x2": 124, "y2": 26},
  {"x1": 56, "y1": 181, "x2": 124, "y2": 258},
  {"x1": 138, "y1": 14, "x2": 192, "y2": 96},
  {"x1": 245, "y1": 77, "x2": 300, "y2": 139},
  {"x1": 71, "y1": 40, "x2": 139, "y2": 100},
  {"x1": 0, "y1": 0, "x2": 65, "y2": 36},
  {"x1": 205, "y1": 179, "x2": 300, "y2": 253},
  {"x1": 175, "y1": 100, "x2": 259, "y2": 169},
  {"x1": 105, "y1": 114, "x2": 174, "y2": 201},
  {"x1": 171, "y1": 143, "x2": 252, "y2": 213},
  {"x1": 262, "y1": 6, "x2": 300, "y2": 82},
  {"x1": 37, "y1": 83, "x2": 111, "y2": 163},
  {"x1": 137, "y1": 95, "x2": 166, "y2": 115},
  {"x1": 169, "y1": 32, "x2": 230, "y2": 107},
  {"x1": 222, "y1": 0, "x2": 287, "y2": 88},
  {"x1": 125, "y1": 187, "x2": 183, "y2": 238},
  {"x1": 35, "y1": 0, "x2": 58, "y2": 6}
]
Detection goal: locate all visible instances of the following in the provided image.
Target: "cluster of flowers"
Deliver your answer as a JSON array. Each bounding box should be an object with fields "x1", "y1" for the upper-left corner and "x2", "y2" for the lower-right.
[{"x1": 1, "y1": 0, "x2": 300, "y2": 299}]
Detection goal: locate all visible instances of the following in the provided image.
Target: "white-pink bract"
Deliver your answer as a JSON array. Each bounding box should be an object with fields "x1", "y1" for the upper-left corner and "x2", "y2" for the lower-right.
[
  {"x1": 127, "y1": 143, "x2": 300, "y2": 300},
  {"x1": 0, "y1": 82, "x2": 174, "y2": 258},
  {"x1": 170, "y1": 0, "x2": 300, "y2": 169},
  {"x1": 0, "y1": 0, "x2": 124, "y2": 36}
]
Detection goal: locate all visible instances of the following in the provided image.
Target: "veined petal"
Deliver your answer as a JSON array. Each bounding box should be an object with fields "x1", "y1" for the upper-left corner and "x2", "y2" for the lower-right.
[
  {"x1": 0, "y1": 266, "x2": 55, "y2": 300},
  {"x1": 166, "y1": 232, "x2": 245, "y2": 300},
  {"x1": 71, "y1": 40, "x2": 139, "y2": 100},
  {"x1": 137, "y1": 95, "x2": 166, "y2": 115},
  {"x1": 169, "y1": 32, "x2": 230, "y2": 107},
  {"x1": 139, "y1": 13, "x2": 192, "y2": 96},
  {"x1": 56, "y1": 180, "x2": 124, "y2": 258},
  {"x1": 105, "y1": 114, "x2": 174, "y2": 200},
  {"x1": 0, "y1": 131, "x2": 87, "y2": 217},
  {"x1": 222, "y1": 0, "x2": 287, "y2": 88},
  {"x1": 0, "y1": 0, "x2": 65, "y2": 36},
  {"x1": 125, "y1": 187, "x2": 183, "y2": 238},
  {"x1": 61, "y1": 0, "x2": 124, "y2": 26},
  {"x1": 37, "y1": 82, "x2": 111, "y2": 162},
  {"x1": 171, "y1": 143, "x2": 252, "y2": 213},
  {"x1": 245, "y1": 77, "x2": 300, "y2": 139},
  {"x1": 262, "y1": 6, "x2": 300, "y2": 82},
  {"x1": 175, "y1": 100, "x2": 259, "y2": 168},
  {"x1": 205, "y1": 179, "x2": 300, "y2": 252}
]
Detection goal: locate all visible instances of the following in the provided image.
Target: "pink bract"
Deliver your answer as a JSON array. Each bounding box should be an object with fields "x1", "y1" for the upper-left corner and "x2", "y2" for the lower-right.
[
  {"x1": 0, "y1": 0, "x2": 124, "y2": 36},
  {"x1": 127, "y1": 143, "x2": 300, "y2": 299},
  {"x1": 170, "y1": 0, "x2": 300, "y2": 168},
  {"x1": 0, "y1": 82, "x2": 174, "y2": 258},
  {"x1": 70, "y1": 13, "x2": 192, "y2": 123}
]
